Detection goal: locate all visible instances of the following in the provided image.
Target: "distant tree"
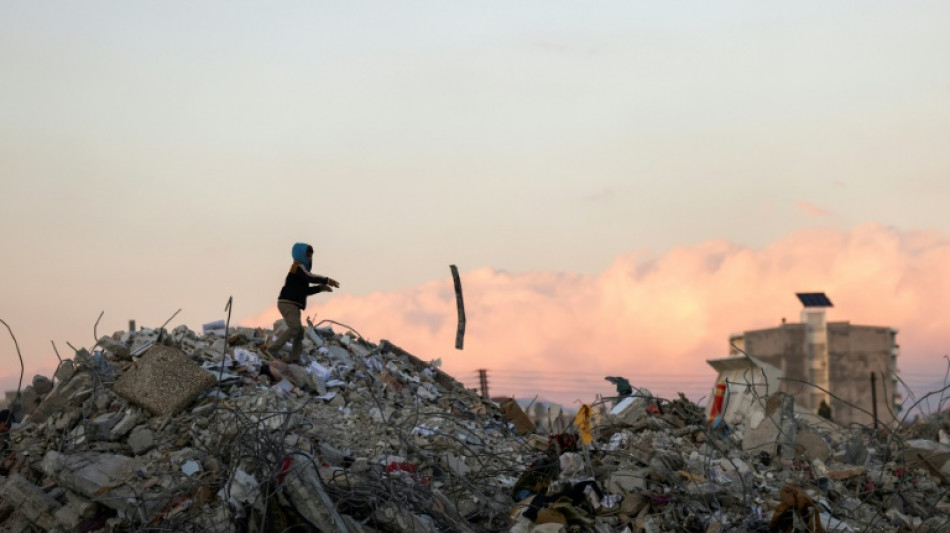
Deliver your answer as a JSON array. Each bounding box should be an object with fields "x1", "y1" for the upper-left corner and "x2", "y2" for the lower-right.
[{"x1": 818, "y1": 400, "x2": 833, "y2": 421}]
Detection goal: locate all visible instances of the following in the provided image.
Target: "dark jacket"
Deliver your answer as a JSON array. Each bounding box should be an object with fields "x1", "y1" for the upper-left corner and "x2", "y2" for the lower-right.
[{"x1": 278, "y1": 263, "x2": 330, "y2": 310}]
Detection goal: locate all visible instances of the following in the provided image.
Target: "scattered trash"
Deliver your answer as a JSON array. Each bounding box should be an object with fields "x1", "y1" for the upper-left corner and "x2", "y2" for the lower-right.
[{"x1": 181, "y1": 459, "x2": 201, "y2": 477}]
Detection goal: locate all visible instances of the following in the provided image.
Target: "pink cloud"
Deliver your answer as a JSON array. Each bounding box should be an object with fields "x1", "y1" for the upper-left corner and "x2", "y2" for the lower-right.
[
  {"x1": 796, "y1": 201, "x2": 833, "y2": 218},
  {"x1": 242, "y1": 224, "x2": 950, "y2": 407}
]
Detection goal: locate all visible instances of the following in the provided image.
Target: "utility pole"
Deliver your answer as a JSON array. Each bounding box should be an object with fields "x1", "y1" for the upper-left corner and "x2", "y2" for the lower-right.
[{"x1": 478, "y1": 369, "x2": 489, "y2": 399}]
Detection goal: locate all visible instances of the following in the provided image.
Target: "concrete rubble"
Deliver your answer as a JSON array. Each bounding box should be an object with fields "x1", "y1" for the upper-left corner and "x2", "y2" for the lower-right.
[{"x1": 0, "y1": 320, "x2": 949, "y2": 532}]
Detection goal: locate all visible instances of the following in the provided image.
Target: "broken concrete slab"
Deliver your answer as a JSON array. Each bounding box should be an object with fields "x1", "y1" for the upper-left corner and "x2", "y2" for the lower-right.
[
  {"x1": 0, "y1": 474, "x2": 61, "y2": 530},
  {"x1": 54, "y1": 359, "x2": 76, "y2": 383},
  {"x1": 39, "y1": 451, "x2": 152, "y2": 516},
  {"x1": 796, "y1": 428, "x2": 831, "y2": 463},
  {"x1": 501, "y1": 397, "x2": 535, "y2": 435},
  {"x1": 31, "y1": 375, "x2": 53, "y2": 395},
  {"x1": 741, "y1": 393, "x2": 793, "y2": 456},
  {"x1": 28, "y1": 371, "x2": 93, "y2": 424},
  {"x1": 129, "y1": 328, "x2": 161, "y2": 356},
  {"x1": 98, "y1": 335, "x2": 131, "y2": 360},
  {"x1": 285, "y1": 363, "x2": 327, "y2": 395},
  {"x1": 109, "y1": 409, "x2": 141, "y2": 440},
  {"x1": 53, "y1": 490, "x2": 98, "y2": 530},
  {"x1": 114, "y1": 344, "x2": 216, "y2": 416},
  {"x1": 86, "y1": 413, "x2": 119, "y2": 441},
  {"x1": 283, "y1": 455, "x2": 349, "y2": 532},
  {"x1": 607, "y1": 469, "x2": 649, "y2": 494}
]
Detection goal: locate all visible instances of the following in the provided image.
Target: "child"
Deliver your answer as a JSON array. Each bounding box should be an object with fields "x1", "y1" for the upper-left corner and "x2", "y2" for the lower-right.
[{"x1": 268, "y1": 242, "x2": 339, "y2": 361}]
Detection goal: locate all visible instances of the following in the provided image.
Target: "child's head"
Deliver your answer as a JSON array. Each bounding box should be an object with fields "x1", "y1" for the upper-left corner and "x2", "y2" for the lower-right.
[{"x1": 291, "y1": 242, "x2": 314, "y2": 270}]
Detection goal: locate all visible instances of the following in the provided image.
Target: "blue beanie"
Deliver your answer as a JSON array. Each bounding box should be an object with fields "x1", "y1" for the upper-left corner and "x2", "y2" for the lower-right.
[{"x1": 291, "y1": 242, "x2": 313, "y2": 271}]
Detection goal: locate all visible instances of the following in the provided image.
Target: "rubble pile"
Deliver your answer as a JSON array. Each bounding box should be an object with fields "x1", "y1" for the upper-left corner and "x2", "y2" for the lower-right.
[
  {"x1": 509, "y1": 391, "x2": 950, "y2": 532},
  {"x1": 1, "y1": 321, "x2": 526, "y2": 532},
  {"x1": 2, "y1": 319, "x2": 950, "y2": 532}
]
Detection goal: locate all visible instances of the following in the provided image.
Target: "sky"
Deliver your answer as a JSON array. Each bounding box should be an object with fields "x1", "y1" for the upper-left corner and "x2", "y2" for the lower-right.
[{"x1": 2, "y1": 2, "x2": 950, "y2": 414}]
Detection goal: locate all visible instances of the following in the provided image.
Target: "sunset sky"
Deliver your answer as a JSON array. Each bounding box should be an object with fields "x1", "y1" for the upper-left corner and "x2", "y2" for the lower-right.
[{"x1": 2, "y1": 2, "x2": 949, "y2": 413}]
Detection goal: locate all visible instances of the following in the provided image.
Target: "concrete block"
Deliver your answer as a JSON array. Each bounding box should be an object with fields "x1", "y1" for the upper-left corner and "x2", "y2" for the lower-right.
[
  {"x1": 559, "y1": 452, "x2": 584, "y2": 479},
  {"x1": 114, "y1": 345, "x2": 216, "y2": 416},
  {"x1": 29, "y1": 371, "x2": 93, "y2": 424},
  {"x1": 1, "y1": 473, "x2": 62, "y2": 530},
  {"x1": 209, "y1": 338, "x2": 226, "y2": 354},
  {"x1": 306, "y1": 326, "x2": 326, "y2": 348},
  {"x1": 54, "y1": 490, "x2": 98, "y2": 529},
  {"x1": 904, "y1": 440, "x2": 950, "y2": 474},
  {"x1": 843, "y1": 435, "x2": 869, "y2": 466},
  {"x1": 607, "y1": 469, "x2": 648, "y2": 494},
  {"x1": 796, "y1": 429, "x2": 831, "y2": 463},
  {"x1": 109, "y1": 409, "x2": 141, "y2": 440},
  {"x1": 69, "y1": 423, "x2": 87, "y2": 446},
  {"x1": 370, "y1": 406, "x2": 394, "y2": 423},
  {"x1": 98, "y1": 335, "x2": 131, "y2": 360},
  {"x1": 94, "y1": 391, "x2": 112, "y2": 411},
  {"x1": 285, "y1": 364, "x2": 326, "y2": 395},
  {"x1": 128, "y1": 426, "x2": 157, "y2": 455},
  {"x1": 742, "y1": 419, "x2": 780, "y2": 455},
  {"x1": 609, "y1": 390, "x2": 654, "y2": 426},
  {"x1": 202, "y1": 319, "x2": 227, "y2": 335},
  {"x1": 283, "y1": 457, "x2": 338, "y2": 531},
  {"x1": 741, "y1": 394, "x2": 791, "y2": 455},
  {"x1": 54, "y1": 409, "x2": 82, "y2": 431},
  {"x1": 500, "y1": 398, "x2": 535, "y2": 435},
  {"x1": 54, "y1": 360, "x2": 76, "y2": 382},
  {"x1": 130, "y1": 329, "x2": 161, "y2": 356},
  {"x1": 326, "y1": 345, "x2": 354, "y2": 366},
  {"x1": 40, "y1": 451, "x2": 147, "y2": 516},
  {"x1": 87, "y1": 413, "x2": 119, "y2": 441},
  {"x1": 32, "y1": 374, "x2": 53, "y2": 395}
]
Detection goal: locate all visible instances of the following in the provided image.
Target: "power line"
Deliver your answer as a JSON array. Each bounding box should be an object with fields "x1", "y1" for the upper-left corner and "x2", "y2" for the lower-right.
[{"x1": 472, "y1": 370, "x2": 715, "y2": 378}]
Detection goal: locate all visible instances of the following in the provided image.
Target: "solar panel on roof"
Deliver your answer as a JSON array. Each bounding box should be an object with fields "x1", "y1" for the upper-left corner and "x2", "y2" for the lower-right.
[{"x1": 796, "y1": 292, "x2": 833, "y2": 307}]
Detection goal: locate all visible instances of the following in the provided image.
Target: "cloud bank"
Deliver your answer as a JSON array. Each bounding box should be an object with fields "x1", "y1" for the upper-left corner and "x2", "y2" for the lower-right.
[{"x1": 243, "y1": 224, "x2": 950, "y2": 406}]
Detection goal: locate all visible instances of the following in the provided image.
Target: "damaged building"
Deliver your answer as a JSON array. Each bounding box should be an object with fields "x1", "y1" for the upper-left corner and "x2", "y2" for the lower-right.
[{"x1": 708, "y1": 292, "x2": 901, "y2": 427}]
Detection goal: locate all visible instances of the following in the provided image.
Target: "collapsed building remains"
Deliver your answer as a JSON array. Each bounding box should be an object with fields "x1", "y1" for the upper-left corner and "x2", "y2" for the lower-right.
[{"x1": 1, "y1": 318, "x2": 950, "y2": 532}]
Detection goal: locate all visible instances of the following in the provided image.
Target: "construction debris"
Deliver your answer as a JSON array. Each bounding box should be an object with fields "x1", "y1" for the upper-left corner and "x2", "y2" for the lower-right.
[{"x1": 1, "y1": 320, "x2": 950, "y2": 532}]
